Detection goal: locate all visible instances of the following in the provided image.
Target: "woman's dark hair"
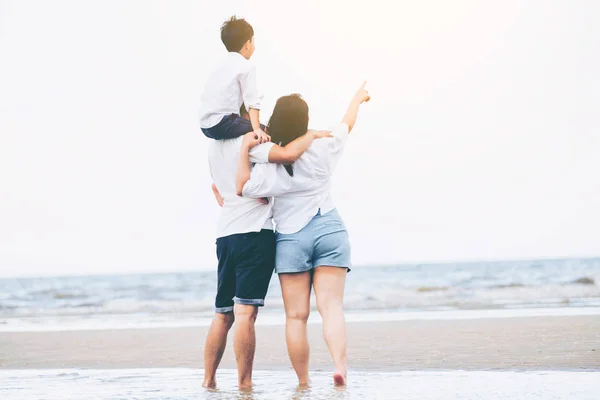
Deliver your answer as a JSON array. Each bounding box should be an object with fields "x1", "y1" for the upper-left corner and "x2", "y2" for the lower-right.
[
  {"x1": 221, "y1": 16, "x2": 254, "y2": 52},
  {"x1": 267, "y1": 94, "x2": 309, "y2": 176}
]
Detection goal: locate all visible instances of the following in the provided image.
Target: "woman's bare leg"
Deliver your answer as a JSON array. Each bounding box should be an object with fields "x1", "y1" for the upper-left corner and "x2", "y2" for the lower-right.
[
  {"x1": 279, "y1": 271, "x2": 312, "y2": 385},
  {"x1": 313, "y1": 266, "x2": 347, "y2": 386}
]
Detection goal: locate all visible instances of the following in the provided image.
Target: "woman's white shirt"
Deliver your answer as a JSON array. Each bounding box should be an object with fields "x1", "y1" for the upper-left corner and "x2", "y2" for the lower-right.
[{"x1": 242, "y1": 123, "x2": 349, "y2": 234}]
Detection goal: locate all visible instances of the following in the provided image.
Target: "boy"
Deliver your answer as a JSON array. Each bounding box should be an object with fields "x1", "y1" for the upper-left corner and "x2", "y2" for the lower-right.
[{"x1": 200, "y1": 16, "x2": 267, "y2": 141}]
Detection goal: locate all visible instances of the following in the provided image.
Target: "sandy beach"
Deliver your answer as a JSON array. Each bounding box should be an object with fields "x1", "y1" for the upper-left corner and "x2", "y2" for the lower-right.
[{"x1": 2, "y1": 315, "x2": 599, "y2": 371}]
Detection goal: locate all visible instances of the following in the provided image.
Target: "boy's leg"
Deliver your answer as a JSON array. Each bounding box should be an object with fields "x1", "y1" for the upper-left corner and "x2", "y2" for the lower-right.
[
  {"x1": 202, "y1": 114, "x2": 266, "y2": 140},
  {"x1": 231, "y1": 229, "x2": 275, "y2": 389},
  {"x1": 203, "y1": 237, "x2": 236, "y2": 389}
]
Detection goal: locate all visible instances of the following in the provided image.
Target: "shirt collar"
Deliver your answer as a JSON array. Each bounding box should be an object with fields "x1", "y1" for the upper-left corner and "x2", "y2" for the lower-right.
[{"x1": 228, "y1": 52, "x2": 246, "y2": 61}]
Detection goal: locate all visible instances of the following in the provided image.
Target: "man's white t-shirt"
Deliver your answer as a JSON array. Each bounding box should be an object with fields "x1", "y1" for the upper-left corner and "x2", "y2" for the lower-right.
[{"x1": 208, "y1": 138, "x2": 275, "y2": 238}]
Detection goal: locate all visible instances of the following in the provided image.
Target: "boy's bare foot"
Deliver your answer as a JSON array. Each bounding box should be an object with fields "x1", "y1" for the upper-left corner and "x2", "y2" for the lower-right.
[{"x1": 333, "y1": 370, "x2": 346, "y2": 387}]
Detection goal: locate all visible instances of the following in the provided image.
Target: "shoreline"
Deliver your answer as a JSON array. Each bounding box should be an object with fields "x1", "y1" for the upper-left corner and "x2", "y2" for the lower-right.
[
  {"x1": 1, "y1": 315, "x2": 599, "y2": 370},
  {"x1": 2, "y1": 306, "x2": 600, "y2": 333}
]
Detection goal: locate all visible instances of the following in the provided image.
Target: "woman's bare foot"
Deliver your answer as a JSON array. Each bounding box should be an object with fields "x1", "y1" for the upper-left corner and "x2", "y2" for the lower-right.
[
  {"x1": 238, "y1": 380, "x2": 253, "y2": 392},
  {"x1": 238, "y1": 386, "x2": 252, "y2": 392},
  {"x1": 202, "y1": 379, "x2": 217, "y2": 390},
  {"x1": 333, "y1": 370, "x2": 346, "y2": 387}
]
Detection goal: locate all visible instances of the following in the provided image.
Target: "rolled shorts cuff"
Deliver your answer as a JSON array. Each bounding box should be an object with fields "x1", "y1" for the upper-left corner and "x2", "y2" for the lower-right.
[
  {"x1": 233, "y1": 297, "x2": 265, "y2": 307},
  {"x1": 215, "y1": 306, "x2": 234, "y2": 314}
]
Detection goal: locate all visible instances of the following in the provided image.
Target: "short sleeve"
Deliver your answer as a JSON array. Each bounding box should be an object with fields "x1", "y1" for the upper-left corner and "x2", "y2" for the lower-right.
[
  {"x1": 327, "y1": 123, "x2": 349, "y2": 170},
  {"x1": 249, "y1": 142, "x2": 275, "y2": 164},
  {"x1": 242, "y1": 163, "x2": 293, "y2": 198},
  {"x1": 240, "y1": 64, "x2": 263, "y2": 110}
]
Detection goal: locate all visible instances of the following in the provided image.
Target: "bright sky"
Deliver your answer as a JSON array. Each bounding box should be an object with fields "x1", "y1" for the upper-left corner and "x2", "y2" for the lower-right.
[{"x1": 1, "y1": 0, "x2": 599, "y2": 277}]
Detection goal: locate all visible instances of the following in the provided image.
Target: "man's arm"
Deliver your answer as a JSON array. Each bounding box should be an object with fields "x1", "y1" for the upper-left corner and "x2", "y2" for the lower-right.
[
  {"x1": 267, "y1": 129, "x2": 332, "y2": 164},
  {"x1": 211, "y1": 183, "x2": 224, "y2": 207},
  {"x1": 236, "y1": 133, "x2": 260, "y2": 196}
]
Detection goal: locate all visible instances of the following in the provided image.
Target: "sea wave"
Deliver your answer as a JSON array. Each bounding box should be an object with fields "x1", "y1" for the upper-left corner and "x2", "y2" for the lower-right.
[
  {"x1": 1, "y1": 259, "x2": 599, "y2": 321},
  {"x1": 416, "y1": 286, "x2": 449, "y2": 292},
  {"x1": 571, "y1": 277, "x2": 595, "y2": 285}
]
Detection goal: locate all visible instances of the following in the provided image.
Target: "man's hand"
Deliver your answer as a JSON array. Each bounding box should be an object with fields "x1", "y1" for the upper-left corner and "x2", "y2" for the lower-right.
[
  {"x1": 211, "y1": 183, "x2": 224, "y2": 207},
  {"x1": 354, "y1": 81, "x2": 371, "y2": 104},
  {"x1": 253, "y1": 128, "x2": 271, "y2": 144},
  {"x1": 242, "y1": 131, "x2": 262, "y2": 150}
]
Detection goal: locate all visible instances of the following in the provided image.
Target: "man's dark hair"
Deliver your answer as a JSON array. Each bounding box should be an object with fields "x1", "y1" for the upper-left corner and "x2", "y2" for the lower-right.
[
  {"x1": 221, "y1": 16, "x2": 254, "y2": 52},
  {"x1": 267, "y1": 94, "x2": 309, "y2": 176}
]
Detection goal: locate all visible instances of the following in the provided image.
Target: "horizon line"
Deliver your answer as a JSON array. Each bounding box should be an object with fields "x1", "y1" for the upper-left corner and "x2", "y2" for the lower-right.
[{"x1": 1, "y1": 254, "x2": 598, "y2": 280}]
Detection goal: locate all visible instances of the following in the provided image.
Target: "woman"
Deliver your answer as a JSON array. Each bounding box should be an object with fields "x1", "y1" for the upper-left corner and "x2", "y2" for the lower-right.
[{"x1": 236, "y1": 83, "x2": 370, "y2": 386}]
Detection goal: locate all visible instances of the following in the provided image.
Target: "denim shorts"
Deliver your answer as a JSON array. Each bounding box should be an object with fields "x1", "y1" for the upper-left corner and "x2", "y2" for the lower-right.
[
  {"x1": 214, "y1": 229, "x2": 275, "y2": 313},
  {"x1": 275, "y1": 209, "x2": 351, "y2": 274}
]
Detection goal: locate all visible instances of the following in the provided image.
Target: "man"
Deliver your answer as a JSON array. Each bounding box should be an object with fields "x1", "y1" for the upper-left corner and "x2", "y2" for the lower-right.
[{"x1": 203, "y1": 113, "x2": 330, "y2": 390}]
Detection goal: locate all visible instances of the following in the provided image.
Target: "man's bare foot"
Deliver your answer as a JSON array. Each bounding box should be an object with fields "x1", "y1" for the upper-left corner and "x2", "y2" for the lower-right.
[
  {"x1": 238, "y1": 381, "x2": 253, "y2": 392},
  {"x1": 202, "y1": 379, "x2": 216, "y2": 389},
  {"x1": 333, "y1": 370, "x2": 346, "y2": 387},
  {"x1": 296, "y1": 381, "x2": 310, "y2": 390},
  {"x1": 296, "y1": 375, "x2": 310, "y2": 386}
]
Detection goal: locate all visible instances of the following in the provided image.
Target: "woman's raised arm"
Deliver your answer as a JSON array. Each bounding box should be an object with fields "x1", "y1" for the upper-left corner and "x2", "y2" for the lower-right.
[{"x1": 342, "y1": 81, "x2": 371, "y2": 133}]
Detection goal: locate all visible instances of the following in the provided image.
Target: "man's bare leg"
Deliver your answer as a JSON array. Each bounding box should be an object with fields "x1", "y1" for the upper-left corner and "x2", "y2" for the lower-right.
[
  {"x1": 202, "y1": 312, "x2": 234, "y2": 388},
  {"x1": 233, "y1": 304, "x2": 258, "y2": 390}
]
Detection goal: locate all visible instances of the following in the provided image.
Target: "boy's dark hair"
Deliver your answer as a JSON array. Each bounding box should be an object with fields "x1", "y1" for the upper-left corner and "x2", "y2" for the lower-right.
[
  {"x1": 267, "y1": 94, "x2": 309, "y2": 176},
  {"x1": 221, "y1": 16, "x2": 254, "y2": 52}
]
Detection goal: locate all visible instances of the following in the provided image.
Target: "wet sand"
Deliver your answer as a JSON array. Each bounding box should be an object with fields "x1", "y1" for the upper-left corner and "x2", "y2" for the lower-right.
[{"x1": 1, "y1": 316, "x2": 599, "y2": 370}]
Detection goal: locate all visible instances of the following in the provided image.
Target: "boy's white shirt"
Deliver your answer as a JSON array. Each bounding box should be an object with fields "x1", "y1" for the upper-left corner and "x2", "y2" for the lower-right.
[
  {"x1": 208, "y1": 138, "x2": 275, "y2": 239},
  {"x1": 199, "y1": 52, "x2": 263, "y2": 129}
]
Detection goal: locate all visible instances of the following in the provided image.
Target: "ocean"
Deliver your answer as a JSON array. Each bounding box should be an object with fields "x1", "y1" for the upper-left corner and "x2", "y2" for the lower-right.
[
  {"x1": 1, "y1": 257, "x2": 599, "y2": 332},
  {"x1": 2, "y1": 258, "x2": 599, "y2": 399}
]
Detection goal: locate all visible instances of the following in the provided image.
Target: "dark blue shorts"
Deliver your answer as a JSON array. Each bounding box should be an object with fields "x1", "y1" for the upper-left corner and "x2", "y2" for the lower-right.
[
  {"x1": 214, "y1": 229, "x2": 275, "y2": 313},
  {"x1": 202, "y1": 114, "x2": 266, "y2": 140}
]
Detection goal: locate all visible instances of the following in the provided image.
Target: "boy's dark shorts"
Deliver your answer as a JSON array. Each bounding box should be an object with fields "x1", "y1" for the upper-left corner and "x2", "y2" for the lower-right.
[
  {"x1": 214, "y1": 229, "x2": 275, "y2": 313},
  {"x1": 202, "y1": 114, "x2": 266, "y2": 140}
]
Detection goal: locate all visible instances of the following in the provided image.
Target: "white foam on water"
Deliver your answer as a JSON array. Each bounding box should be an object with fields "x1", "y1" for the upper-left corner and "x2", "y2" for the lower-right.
[
  {"x1": 1, "y1": 368, "x2": 598, "y2": 400},
  {"x1": 1, "y1": 306, "x2": 599, "y2": 332}
]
